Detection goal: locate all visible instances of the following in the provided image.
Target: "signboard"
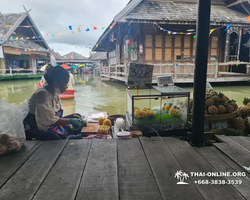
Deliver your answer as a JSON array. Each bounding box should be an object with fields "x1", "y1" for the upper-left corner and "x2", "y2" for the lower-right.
[
  {"x1": 0, "y1": 46, "x2": 4, "y2": 58},
  {"x1": 157, "y1": 76, "x2": 174, "y2": 86},
  {"x1": 126, "y1": 63, "x2": 154, "y2": 88},
  {"x1": 206, "y1": 82, "x2": 213, "y2": 93}
]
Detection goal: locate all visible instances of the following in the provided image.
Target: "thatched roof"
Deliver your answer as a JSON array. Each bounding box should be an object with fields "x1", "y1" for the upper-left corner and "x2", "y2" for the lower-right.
[
  {"x1": 0, "y1": 11, "x2": 49, "y2": 49},
  {"x1": 93, "y1": 0, "x2": 250, "y2": 52},
  {"x1": 3, "y1": 39, "x2": 46, "y2": 50},
  {"x1": 126, "y1": 1, "x2": 249, "y2": 24}
]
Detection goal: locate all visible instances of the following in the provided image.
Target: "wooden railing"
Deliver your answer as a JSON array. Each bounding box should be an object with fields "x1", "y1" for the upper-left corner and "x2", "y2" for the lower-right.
[
  {"x1": 99, "y1": 62, "x2": 250, "y2": 81},
  {"x1": 0, "y1": 68, "x2": 44, "y2": 76}
]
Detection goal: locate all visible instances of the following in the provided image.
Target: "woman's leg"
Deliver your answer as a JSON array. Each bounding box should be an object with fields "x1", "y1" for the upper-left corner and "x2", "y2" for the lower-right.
[{"x1": 26, "y1": 129, "x2": 61, "y2": 141}]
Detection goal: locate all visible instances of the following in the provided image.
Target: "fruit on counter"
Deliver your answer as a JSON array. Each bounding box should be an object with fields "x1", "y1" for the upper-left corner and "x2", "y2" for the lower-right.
[
  {"x1": 205, "y1": 98, "x2": 214, "y2": 106},
  {"x1": 103, "y1": 119, "x2": 112, "y2": 128},
  {"x1": 217, "y1": 105, "x2": 226, "y2": 114},
  {"x1": 243, "y1": 98, "x2": 250, "y2": 107},
  {"x1": 194, "y1": 91, "x2": 239, "y2": 115},
  {"x1": 0, "y1": 134, "x2": 25, "y2": 154},
  {"x1": 244, "y1": 118, "x2": 250, "y2": 132},
  {"x1": 99, "y1": 125, "x2": 110, "y2": 135},
  {"x1": 218, "y1": 92, "x2": 227, "y2": 103},
  {"x1": 169, "y1": 106, "x2": 182, "y2": 116},
  {"x1": 0, "y1": 144, "x2": 7, "y2": 155},
  {"x1": 208, "y1": 105, "x2": 218, "y2": 115},
  {"x1": 229, "y1": 100, "x2": 238, "y2": 110},
  {"x1": 211, "y1": 95, "x2": 219, "y2": 106},
  {"x1": 232, "y1": 117, "x2": 245, "y2": 131},
  {"x1": 240, "y1": 106, "x2": 250, "y2": 118},
  {"x1": 225, "y1": 104, "x2": 234, "y2": 114},
  {"x1": 98, "y1": 117, "x2": 106, "y2": 125}
]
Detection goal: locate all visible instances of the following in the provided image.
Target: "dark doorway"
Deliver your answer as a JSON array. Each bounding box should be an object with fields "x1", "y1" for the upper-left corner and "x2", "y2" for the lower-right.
[
  {"x1": 229, "y1": 32, "x2": 238, "y2": 62},
  {"x1": 237, "y1": 32, "x2": 250, "y2": 73}
]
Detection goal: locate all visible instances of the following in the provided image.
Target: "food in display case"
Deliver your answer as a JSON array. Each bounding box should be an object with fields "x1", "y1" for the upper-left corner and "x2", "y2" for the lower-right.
[{"x1": 126, "y1": 85, "x2": 190, "y2": 129}]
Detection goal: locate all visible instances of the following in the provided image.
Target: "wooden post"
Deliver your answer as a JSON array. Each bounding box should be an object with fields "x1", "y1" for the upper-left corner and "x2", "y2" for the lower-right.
[
  {"x1": 0, "y1": 58, "x2": 5, "y2": 75},
  {"x1": 214, "y1": 62, "x2": 218, "y2": 78},
  {"x1": 192, "y1": 0, "x2": 211, "y2": 147},
  {"x1": 173, "y1": 63, "x2": 177, "y2": 81}
]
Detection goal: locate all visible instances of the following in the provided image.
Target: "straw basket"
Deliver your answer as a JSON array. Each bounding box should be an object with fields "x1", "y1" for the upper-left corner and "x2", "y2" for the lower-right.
[{"x1": 189, "y1": 110, "x2": 240, "y2": 122}]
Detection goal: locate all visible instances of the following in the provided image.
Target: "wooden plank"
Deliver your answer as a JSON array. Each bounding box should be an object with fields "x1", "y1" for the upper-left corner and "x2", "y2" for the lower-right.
[
  {"x1": 118, "y1": 138, "x2": 162, "y2": 200},
  {"x1": 76, "y1": 139, "x2": 118, "y2": 200},
  {"x1": 0, "y1": 141, "x2": 40, "y2": 188},
  {"x1": 163, "y1": 137, "x2": 245, "y2": 200},
  {"x1": 195, "y1": 146, "x2": 250, "y2": 199},
  {"x1": 140, "y1": 137, "x2": 203, "y2": 200},
  {"x1": 33, "y1": 140, "x2": 92, "y2": 200},
  {"x1": 0, "y1": 141, "x2": 67, "y2": 200},
  {"x1": 227, "y1": 136, "x2": 250, "y2": 152},
  {"x1": 214, "y1": 135, "x2": 250, "y2": 172}
]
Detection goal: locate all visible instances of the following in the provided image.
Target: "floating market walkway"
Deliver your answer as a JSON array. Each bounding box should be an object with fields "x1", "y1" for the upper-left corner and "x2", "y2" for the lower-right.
[
  {"x1": 100, "y1": 62, "x2": 250, "y2": 84},
  {"x1": 0, "y1": 136, "x2": 250, "y2": 200}
]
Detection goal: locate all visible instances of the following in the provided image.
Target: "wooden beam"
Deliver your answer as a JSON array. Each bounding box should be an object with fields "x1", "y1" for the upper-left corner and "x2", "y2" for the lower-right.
[{"x1": 226, "y1": 0, "x2": 248, "y2": 8}]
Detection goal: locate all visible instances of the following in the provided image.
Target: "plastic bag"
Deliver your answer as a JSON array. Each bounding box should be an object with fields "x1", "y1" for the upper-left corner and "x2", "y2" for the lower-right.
[{"x1": 0, "y1": 99, "x2": 29, "y2": 155}]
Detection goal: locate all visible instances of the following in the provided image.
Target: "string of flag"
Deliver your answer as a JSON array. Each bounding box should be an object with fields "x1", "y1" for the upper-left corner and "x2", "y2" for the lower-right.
[{"x1": 153, "y1": 22, "x2": 233, "y2": 38}]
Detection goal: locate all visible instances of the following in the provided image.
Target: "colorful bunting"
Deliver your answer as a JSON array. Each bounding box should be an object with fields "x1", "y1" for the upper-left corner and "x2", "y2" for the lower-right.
[
  {"x1": 194, "y1": 35, "x2": 197, "y2": 39},
  {"x1": 23, "y1": 26, "x2": 30, "y2": 28},
  {"x1": 69, "y1": 26, "x2": 72, "y2": 30},
  {"x1": 102, "y1": 27, "x2": 105, "y2": 29},
  {"x1": 126, "y1": 49, "x2": 129, "y2": 53},
  {"x1": 128, "y1": 30, "x2": 130, "y2": 34},
  {"x1": 96, "y1": 44, "x2": 98, "y2": 47},
  {"x1": 15, "y1": 37, "x2": 18, "y2": 40},
  {"x1": 72, "y1": 31, "x2": 74, "y2": 34},
  {"x1": 127, "y1": 40, "x2": 130, "y2": 45},
  {"x1": 78, "y1": 26, "x2": 81, "y2": 31},
  {"x1": 224, "y1": 23, "x2": 233, "y2": 32},
  {"x1": 37, "y1": 36, "x2": 42, "y2": 38},
  {"x1": 209, "y1": 29, "x2": 216, "y2": 35},
  {"x1": 246, "y1": 16, "x2": 250, "y2": 22},
  {"x1": 0, "y1": 39, "x2": 3, "y2": 42},
  {"x1": 26, "y1": 37, "x2": 29, "y2": 39},
  {"x1": 45, "y1": 34, "x2": 48, "y2": 37},
  {"x1": 94, "y1": 26, "x2": 97, "y2": 30},
  {"x1": 58, "y1": 33, "x2": 61, "y2": 36},
  {"x1": 86, "y1": 28, "x2": 90, "y2": 31},
  {"x1": 5, "y1": 25, "x2": 12, "y2": 27}
]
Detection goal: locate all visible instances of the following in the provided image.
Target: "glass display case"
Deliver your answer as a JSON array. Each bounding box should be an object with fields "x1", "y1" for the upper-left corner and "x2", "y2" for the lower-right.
[{"x1": 125, "y1": 85, "x2": 190, "y2": 131}]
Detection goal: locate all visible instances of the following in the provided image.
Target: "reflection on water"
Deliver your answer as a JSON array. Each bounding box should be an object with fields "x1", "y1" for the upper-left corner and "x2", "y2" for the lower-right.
[{"x1": 0, "y1": 75, "x2": 249, "y2": 116}]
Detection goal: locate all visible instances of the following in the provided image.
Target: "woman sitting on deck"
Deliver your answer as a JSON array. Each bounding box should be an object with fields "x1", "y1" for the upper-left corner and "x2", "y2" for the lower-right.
[{"x1": 24, "y1": 66, "x2": 84, "y2": 140}]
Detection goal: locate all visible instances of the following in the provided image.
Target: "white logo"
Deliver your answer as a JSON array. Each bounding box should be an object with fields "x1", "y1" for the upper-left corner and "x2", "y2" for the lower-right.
[{"x1": 174, "y1": 170, "x2": 189, "y2": 185}]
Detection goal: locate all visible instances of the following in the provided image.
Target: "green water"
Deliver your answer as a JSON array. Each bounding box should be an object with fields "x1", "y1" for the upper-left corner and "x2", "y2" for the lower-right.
[{"x1": 0, "y1": 74, "x2": 249, "y2": 116}]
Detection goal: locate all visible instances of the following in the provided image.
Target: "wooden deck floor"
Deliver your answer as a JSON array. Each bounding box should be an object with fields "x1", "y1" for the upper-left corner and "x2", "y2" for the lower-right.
[{"x1": 0, "y1": 137, "x2": 250, "y2": 200}]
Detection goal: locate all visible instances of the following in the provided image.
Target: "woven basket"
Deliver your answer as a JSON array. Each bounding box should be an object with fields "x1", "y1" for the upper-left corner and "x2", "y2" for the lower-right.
[{"x1": 189, "y1": 110, "x2": 240, "y2": 121}]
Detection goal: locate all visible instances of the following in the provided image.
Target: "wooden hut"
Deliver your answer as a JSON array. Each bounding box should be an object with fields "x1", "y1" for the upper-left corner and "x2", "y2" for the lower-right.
[
  {"x1": 0, "y1": 11, "x2": 50, "y2": 76},
  {"x1": 93, "y1": 0, "x2": 250, "y2": 83}
]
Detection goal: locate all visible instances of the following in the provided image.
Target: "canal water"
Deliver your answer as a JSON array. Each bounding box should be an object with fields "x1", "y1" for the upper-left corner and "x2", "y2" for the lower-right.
[{"x1": 0, "y1": 74, "x2": 249, "y2": 116}]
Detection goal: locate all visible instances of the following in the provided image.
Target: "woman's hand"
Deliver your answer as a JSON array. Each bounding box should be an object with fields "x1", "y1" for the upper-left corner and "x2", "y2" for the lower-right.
[{"x1": 70, "y1": 118, "x2": 82, "y2": 129}]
